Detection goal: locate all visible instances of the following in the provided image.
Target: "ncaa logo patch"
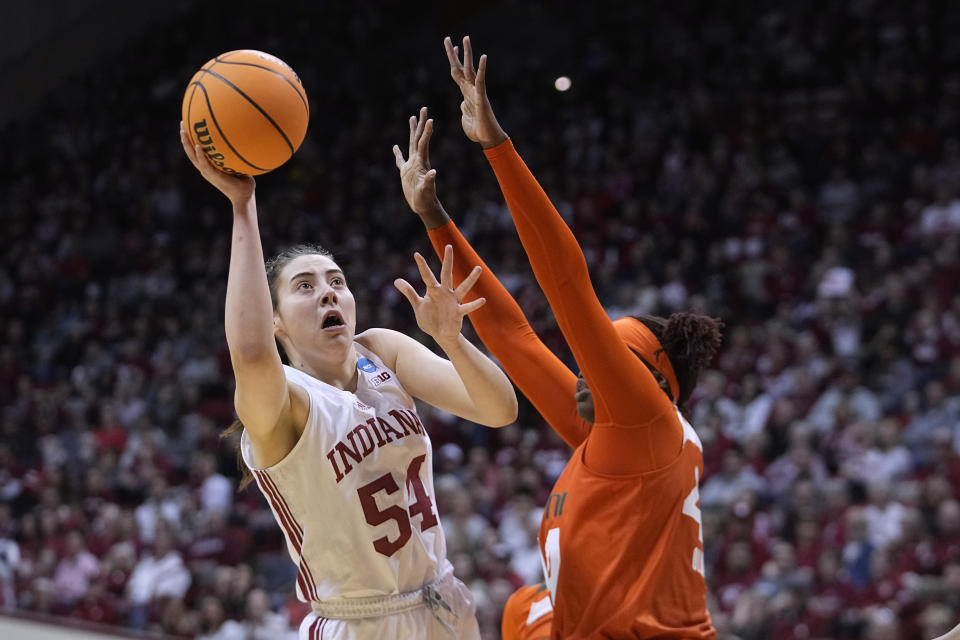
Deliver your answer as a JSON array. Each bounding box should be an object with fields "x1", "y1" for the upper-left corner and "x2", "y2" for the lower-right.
[{"x1": 357, "y1": 357, "x2": 377, "y2": 373}]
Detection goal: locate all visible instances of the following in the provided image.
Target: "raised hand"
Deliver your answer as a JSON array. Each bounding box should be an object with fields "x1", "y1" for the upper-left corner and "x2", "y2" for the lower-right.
[
  {"x1": 180, "y1": 121, "x2": 255, "y2": 206},
  {"x1": 394, "y1": 245, "x2": 485, "y2": 346},
  {"x1": 444, "y1": 36, "x2": 508, "y2": 149},
  {"x1": 393, "y1": 107, "x2": 447, "y2": 227}
]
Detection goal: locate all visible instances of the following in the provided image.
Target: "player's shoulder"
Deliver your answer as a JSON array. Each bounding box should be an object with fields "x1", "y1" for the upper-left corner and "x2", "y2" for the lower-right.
[
  {"x1": 355, "y1": 327, "x2": 406, "y2": 351},
  {"x1": 356, "y1": 327, "x2": 399, "y2": 363},
  {"x1": 356, "y1": 327, "x2": 423, "y2": 371},
  {"x1": 356, "y1": 326, "x2": 398, "y2": 340}
]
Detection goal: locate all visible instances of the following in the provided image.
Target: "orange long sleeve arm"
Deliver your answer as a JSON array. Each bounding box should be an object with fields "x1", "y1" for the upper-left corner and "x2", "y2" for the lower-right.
[
  {"x1": 484, "y1": 139, "x2": 681, "y2": 472},
  {"x1": 428, "y1": 221, "x2": 590, "y2": 449}
]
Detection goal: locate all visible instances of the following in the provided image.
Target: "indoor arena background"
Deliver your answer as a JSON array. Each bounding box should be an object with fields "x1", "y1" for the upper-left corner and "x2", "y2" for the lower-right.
[{"x1": 2, "y1": 1, "x2": 960, "y2": 638}]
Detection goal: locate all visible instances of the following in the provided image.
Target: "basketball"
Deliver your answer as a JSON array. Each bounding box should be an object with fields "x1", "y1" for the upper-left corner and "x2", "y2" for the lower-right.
[{"x1": 181, "y1": 50, "x2": 309, "y2": 175}]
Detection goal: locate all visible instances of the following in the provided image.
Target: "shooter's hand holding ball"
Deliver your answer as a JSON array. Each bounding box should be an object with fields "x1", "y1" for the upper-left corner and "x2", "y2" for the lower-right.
[{"x1": 179, "y1": 121, "x2": 255, "y2": 207}]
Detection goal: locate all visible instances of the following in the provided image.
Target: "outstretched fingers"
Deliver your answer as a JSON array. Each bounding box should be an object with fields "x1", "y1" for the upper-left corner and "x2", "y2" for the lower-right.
[
  {"x1": 462, "y1": 36, "x2": 475, "y2": 83},
  {"x1": 439, "y1": 245, "x2": 455, "y2": 290},
  {"x1": 460, "y1": 297, "x2": 486, "y2": 315},
  {"x1": 407, "y1": 114, "x2": 418, "y2": 157},
  {"x1": 444, "y1": 36, "x2": 464, "y2": 82},
  {"x1": 413, "y1": 252, "x2": 441, "y2": 289},
  {"x1": 455, "y1": 265, "x2": 483, "y2": 299},
  {"x1": 413, "y1": 107, "x2": 427, "y2": 151},
  {"x1": 393, "y1": 278, "x2": 421, "y2": 307},
  {"x1": 476, "y1": 54, "x2": 487, "y2": 94},
  {"x1": 402, "y1": 108, "x2": 431, "y2": 163},
  {"x1": 417, "y1": 119, "x2": 434, "y2": 167}
]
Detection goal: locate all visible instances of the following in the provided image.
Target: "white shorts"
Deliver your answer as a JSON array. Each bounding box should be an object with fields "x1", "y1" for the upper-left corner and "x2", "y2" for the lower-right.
[{"x1": 298, "y1": 570, "x2": 479, "y2": 640}]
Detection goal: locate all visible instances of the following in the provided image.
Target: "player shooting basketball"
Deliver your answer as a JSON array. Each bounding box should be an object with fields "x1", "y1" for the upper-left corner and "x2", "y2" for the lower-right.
[{"x1": 179, "y1": 120, "x2": 517, "y2": 640}]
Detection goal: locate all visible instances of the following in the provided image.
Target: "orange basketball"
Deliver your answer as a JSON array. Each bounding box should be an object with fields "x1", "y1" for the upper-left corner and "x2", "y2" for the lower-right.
[{"x1": 181, "y1": 50, "x2": 309, "y2": 176}]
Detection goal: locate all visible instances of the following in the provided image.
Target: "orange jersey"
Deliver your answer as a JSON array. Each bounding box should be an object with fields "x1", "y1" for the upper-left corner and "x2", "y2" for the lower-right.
[
  {"x1": 502, "y1": 583, "x2": 553, "y2": 640},
  {"x1": 429, "y1": 139, "x2": 715, "y2": 639},
  {"x1": 540, "y1": 423, "x2": 712, "y2": 638}
]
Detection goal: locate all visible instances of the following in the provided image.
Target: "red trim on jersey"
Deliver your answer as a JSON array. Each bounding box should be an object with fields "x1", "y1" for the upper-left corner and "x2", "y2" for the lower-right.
[
  {"x1": 257, "y1": 471, "x2": 322, "y2": 600},
  {"x1": 253, "y1": 470, "x2": 311, "y2": 599},
  {"x1": 255, "y1": 471, "x2": 304, "y2": 546},
  {"x1": 254, "y1": 470, "x2": 319, "y2": 601}
]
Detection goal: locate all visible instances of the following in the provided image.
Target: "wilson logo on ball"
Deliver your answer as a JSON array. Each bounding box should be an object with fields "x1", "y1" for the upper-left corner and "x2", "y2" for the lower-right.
[{"x1": 192, "y1": 119, "x2": 239, "y2": 174}]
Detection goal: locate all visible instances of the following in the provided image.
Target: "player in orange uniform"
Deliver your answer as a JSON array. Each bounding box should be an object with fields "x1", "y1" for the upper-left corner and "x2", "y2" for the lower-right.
[
  {"x1": 394, "y1": 36, "x2": 722, "y2": 638},
  {"x1": 501, "y1": 583, "x2": 553, "y2": 640}
]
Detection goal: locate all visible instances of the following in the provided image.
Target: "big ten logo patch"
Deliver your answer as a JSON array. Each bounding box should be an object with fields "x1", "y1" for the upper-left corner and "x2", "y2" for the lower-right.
[{"x1": 370, "y1": 371, "x2": 392, "y2": 387}]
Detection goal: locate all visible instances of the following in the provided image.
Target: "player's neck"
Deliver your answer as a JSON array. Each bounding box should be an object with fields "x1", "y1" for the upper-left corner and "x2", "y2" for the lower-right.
[{"x1": 290, "y1": 343, "x2": 359, "y2": 392}]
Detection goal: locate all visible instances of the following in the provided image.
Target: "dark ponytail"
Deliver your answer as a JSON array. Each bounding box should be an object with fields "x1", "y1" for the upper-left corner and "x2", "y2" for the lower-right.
[
  {"x1": 636, "y1": 312, "x2": 724, "y2": 405},
  {"x1": 221, "y1": 420, "x2": 254, "y2": 490},
  {"x1": 221, "y1": 243, "x2": 335, "y2": 492}
]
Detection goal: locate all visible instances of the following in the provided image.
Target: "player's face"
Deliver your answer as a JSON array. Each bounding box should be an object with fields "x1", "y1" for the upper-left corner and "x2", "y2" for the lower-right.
[
  {"x1": 575, "y1": 374, "x2": 595, "y2": 424},
  {"x1": 275, "y1": 254, "x2": 357, "y2": 355}
]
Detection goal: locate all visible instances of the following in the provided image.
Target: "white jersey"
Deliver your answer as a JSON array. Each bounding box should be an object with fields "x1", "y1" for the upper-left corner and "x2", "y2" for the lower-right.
[{"x1": 240, "y1": 344, "x2": 446, "y2": 602}]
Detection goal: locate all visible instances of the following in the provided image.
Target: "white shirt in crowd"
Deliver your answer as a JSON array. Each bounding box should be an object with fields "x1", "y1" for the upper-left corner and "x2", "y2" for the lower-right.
[{"x1": 126, "y1": 550, "x2": 191, "y2": 604}]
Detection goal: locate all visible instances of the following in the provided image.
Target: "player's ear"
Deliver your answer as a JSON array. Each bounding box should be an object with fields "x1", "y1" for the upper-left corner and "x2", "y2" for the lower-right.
[{"x1": 273, "y1": 313, "x2": 287, "y2": 341}]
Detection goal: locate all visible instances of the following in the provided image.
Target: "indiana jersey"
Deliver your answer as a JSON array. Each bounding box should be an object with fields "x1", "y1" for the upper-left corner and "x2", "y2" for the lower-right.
[
  {"x1": 502, "y1": 583, "x2": 553, "y2": 640},
  {"x1": 539, "y1": 410, "x2": 713, "y2": 639},
  {"x1": 240, "y1": 344, "x2": 446, "y2": 601}
]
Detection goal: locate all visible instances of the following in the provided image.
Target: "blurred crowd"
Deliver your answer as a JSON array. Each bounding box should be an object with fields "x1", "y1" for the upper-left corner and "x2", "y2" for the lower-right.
[{"x1": 3, "y1": 0, "x2": 960, "y2": 638}]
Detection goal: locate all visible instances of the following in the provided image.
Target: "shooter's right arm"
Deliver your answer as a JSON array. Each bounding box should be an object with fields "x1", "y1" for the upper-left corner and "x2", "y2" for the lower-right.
[
  {"x1": 225, "y1": 198, "x2": 294, "y2": 439},
  {"x1": 180, "y1": 124, "x2": 299, "y2": 450}
]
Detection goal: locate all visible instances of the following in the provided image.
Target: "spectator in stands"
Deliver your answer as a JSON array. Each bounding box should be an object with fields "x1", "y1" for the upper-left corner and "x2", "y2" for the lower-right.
[
  {"x1": 0, "y1": 505, "x2": 19, "y2": 610},
  {"x1": 242, "y1": 588, "x2": 293, "y2": 640},
  {"x1": 5, "y1": 1, "x2": 960, "y2": 636},
  {"x1": 192, "y1": 451, "x2": 232, "y2": 516},
  {"x1": 197, "y1": 594, "x2": 245, "y2": 640},
  {"x1": 701, "y1": 445, "x2": 764, "y2": 509},
  {"x1": 51, "y1": 530, "x2": 99, "y2": 609},
  {"x1": 126, "y1": 526, "x2": 191, "y2": 629}
]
